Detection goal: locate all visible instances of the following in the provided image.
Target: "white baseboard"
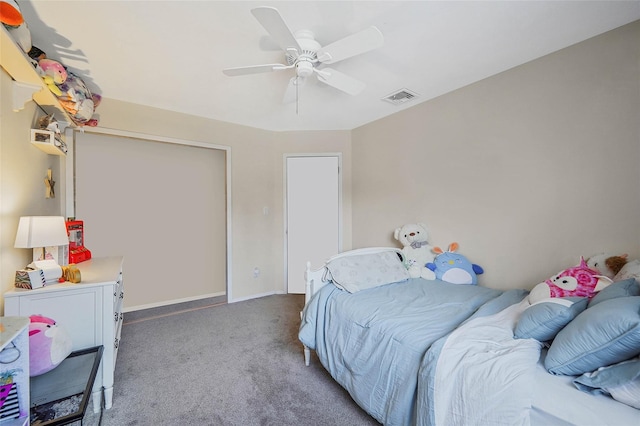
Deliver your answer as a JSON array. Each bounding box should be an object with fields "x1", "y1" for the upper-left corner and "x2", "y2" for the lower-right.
[
  {"x1": 123, "y1": 291, "x2": 226, "y2": 313},
  {"x1": 228, "y1": 289, "x2": 285, "y2": 303},
  {"x1": 124, "y1": 289, "x2": 293, "y2": 311}
]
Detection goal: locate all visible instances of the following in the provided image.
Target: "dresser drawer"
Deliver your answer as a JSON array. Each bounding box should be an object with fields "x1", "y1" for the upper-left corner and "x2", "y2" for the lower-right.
[{"x1": 4, "y1": 256, "x2": 124, "y2": 414}]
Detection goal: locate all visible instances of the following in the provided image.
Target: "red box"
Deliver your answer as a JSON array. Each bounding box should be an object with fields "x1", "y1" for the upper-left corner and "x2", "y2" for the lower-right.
[{"x1": 66, "y1": 220, "x2": 92, "y2": 264}]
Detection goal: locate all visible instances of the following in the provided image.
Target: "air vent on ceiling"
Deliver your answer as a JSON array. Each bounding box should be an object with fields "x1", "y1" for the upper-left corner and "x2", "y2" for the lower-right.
[{"x1": 382, "y1": 88, "x2": 419, "y2": 105}]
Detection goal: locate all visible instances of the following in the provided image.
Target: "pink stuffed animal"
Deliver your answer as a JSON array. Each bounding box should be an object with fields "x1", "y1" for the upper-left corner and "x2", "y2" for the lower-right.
[
  {"x1": 528, "y1": 257, "x2": 613, "y2": 304},
  {"x1": 38, "y1": 59, "x2": 67, "y2": 97},
  {"x1": 28, "y1": 315, "x2": 72, "y2": 377}
]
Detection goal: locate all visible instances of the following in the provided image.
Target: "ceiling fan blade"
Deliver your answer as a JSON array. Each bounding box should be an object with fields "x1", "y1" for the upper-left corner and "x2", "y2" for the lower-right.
[
  {"x1": 251, "y1": 7, "x2": 302, "y2": 53},
  {"x1": 223, "y1": 64, "x2": 290, "y2": 76},
  {"x1": 282, "y1": 76, "x2": 307, "y2": 104},
  {"x1": 317, "y1": 26, "x2": 384, "y2": 64},
  {"x1": 314, "y1": 68, "x2": 366, "y2": 95}
]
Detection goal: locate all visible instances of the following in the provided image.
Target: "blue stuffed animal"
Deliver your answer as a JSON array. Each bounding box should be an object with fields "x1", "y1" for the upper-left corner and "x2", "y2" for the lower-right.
[{"x1": 426, "y1": 242, "x2": 484, "y2": 285}]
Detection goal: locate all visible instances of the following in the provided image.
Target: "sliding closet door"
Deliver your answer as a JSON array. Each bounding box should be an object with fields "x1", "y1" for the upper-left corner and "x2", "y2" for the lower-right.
[{"x1": 75, "y1": 132, "x2": 226, "y2": 309}]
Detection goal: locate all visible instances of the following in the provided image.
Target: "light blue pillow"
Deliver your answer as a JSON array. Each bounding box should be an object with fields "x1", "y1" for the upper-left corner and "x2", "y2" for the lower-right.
[
  {"x1": 574, "y1": 357, "x2": 640, "y2": 409},
  {"x1": 545, "y1": 296, "x2": 640, "y2": 375},
  {"x1": 514, "y1": 297, "x2": 588, "y2": 342},
  {"x1": 588, "y1": 278, "x2": 640, "y2": 308}
]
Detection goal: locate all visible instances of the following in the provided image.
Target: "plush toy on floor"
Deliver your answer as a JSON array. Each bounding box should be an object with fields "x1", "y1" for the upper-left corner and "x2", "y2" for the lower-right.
[
  {"x1": 28, "y1": 315, "x2": 72, "y2": 377},
  {"x1": 393, "y1": 223, "x2": 436, "y2": 280},
  {"x1": 426, "y1": 242, "x2": 484, "y2": 285},
  {"x1": 586, "y1": 252, "x2": 628, "y2": 280},
  {"x1": 528, "y1": 257, "x2": 613, "y2": 304}
]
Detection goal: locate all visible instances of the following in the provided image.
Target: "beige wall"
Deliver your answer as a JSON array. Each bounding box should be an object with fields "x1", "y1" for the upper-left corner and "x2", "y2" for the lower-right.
[
  {"x1": 0, "y1": 89, "x2": 352, "y2": 306},
  {"x1": 351, "y1": 21, "x2": 640, "y2": 290},
  {"x1": 0, "y1": 69, "x2": 65, "y2": 313},
  {"x1": 70, "y1": 100, "x2": 352, "y2": 302},
  {"x1": 73, "y1": 131, "x2": 227, "y2": 309},
  {"x1": 2, "y1": 20, "x2": 637, "y2": 309}
]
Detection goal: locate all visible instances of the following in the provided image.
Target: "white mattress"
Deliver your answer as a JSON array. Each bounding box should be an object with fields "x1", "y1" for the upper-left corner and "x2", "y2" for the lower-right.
[{"x1": 531, "y1": 350, "x2": 640, "y2": 425}]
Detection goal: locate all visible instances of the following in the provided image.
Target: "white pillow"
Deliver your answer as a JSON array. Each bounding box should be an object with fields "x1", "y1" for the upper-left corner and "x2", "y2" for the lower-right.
[
  {"x1": 614, "y1": 259, "x2": 640, "y2": 282},
  {"x1": 326, "y1": 251, "x2": 409, "y2": 293}
]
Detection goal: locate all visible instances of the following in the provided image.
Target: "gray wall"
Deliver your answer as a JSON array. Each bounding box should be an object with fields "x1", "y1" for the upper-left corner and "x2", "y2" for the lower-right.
[{"x1": 351, "y1": 21, "x2": 640, "y2": 290}]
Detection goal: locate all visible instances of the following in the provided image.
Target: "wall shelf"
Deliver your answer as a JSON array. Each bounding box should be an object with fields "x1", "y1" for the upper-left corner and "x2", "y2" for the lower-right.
[
  {"x1": 30, "y1": 129, "x2": 67, "y2": 156},
  {"x1": 0, "y1": 25, "x2": 73, "y2": 128}
]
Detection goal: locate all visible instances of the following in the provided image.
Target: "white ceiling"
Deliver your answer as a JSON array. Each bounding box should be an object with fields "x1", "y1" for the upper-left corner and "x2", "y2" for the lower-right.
[{"x1": 18, "y1": 1, "x2": 640, "y2": 132}]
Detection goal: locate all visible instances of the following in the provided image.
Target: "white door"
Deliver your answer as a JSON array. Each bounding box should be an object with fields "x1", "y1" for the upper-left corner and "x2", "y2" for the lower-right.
[{"x1": 286, "y1": 155, "x2": 341, "y2": 293}]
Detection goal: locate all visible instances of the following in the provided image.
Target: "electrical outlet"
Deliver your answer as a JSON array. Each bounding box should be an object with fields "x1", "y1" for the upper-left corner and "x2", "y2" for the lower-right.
[{"x1": 253, "y1": 267, "x2": 260, "y2": 278}]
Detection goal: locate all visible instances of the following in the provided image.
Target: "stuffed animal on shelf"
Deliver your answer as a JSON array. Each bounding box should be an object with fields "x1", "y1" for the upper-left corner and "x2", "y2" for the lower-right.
[
  {"x1": 393, "y1": 223, "x2": 436, "y2": 280},
  {"x1": 38, "y1": 58, "x2": 67, "y2": 96},
  {"x1": 57, "y1": 72, "x2": 100, "y2": 126},
  {"x1": 0, "y1": 0, "x2": 23, "y2": 26},
  {"x1": 28, "y1": 45, "x2": 47, "y2": 62},
  {"x1": 37, "y1": 113, "x2": 62, "y2": 136},
  {"x1": 1, "y1": 0, "x2": 31, "y2": 54},
  {"x1": 28, "y1": 315, "x2": 72, "y2": 377},
  {"x1": 28, "y1": 45, "x2": 101, "y2": 126},
  {"x1": 528, "y1": 257, "x2": 613, "y2": 304},
  {"x1": 586, "y1": 252, "x2": 628, "y2": 280},
  {"x1": 426, "y1": 242, "x2": 484, "y2": 285}
]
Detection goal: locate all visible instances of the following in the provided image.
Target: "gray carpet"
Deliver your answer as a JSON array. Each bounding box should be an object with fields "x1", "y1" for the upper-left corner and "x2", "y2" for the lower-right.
[{"x1": 81, "y1": 294, "x2": 379, "y2": 426}]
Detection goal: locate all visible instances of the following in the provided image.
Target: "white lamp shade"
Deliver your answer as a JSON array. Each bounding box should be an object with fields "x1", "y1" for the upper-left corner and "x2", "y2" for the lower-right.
[{"x1": 14, "y1": 216, "x2": 69, "y2": 248}]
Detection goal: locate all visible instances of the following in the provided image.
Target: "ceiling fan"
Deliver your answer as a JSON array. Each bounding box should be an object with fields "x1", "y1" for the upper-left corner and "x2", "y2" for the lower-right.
[{"x1": 222, "y1": 6, "x2": 384, "y2": 104}]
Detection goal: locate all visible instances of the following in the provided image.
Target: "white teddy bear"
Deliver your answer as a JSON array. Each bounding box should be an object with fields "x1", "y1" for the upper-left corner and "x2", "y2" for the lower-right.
[{"x1": 393, "y1": 223, "x2": 436, "y2": 280}]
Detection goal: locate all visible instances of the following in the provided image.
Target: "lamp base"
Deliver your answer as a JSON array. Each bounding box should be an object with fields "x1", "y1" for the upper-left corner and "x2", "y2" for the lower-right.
[{"x1": 33, "y1": 246, "x2": 68, "y2": 266}]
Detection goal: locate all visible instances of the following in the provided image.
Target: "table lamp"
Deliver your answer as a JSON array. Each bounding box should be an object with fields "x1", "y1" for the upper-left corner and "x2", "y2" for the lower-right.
[{"x1": 14, "y1": 216, "x2": 69, "y2": 263}]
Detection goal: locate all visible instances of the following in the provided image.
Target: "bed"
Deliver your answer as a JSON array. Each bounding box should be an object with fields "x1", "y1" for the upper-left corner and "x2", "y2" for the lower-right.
[{"x1": 298, "y1": 247, "x2": 640, "y2": 425}]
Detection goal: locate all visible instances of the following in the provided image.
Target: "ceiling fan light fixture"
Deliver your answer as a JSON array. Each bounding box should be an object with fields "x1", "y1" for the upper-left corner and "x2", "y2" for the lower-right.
[
  {"x1": 296, "y1": 60, "x2": 314, "y2": 77},
  {"x1": 223, "y1": 7, "x2": 384, "y2": 101},
  {"x1": 382, "y1": 88, "x2": 419, "y2": 105}
]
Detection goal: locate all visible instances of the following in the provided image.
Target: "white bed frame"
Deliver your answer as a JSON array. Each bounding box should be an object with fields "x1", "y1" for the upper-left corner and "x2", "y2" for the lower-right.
[
  {"x1": 300, "y1": 248, "x2": 640, "y2": 424},
  {"x1": 301, "y1": 247, "x2": 405, "y2": 366}
]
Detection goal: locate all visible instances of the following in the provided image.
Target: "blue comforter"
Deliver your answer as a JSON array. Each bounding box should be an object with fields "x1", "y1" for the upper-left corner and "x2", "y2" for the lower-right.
[{"x1": 299, "y1": 278, "x2": 525, "y2": 425}]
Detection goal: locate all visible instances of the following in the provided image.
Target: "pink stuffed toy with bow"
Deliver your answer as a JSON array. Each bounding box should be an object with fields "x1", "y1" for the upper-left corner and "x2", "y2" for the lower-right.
[
  {"x1": 528, "y1": 257, "x2": 613, "y2": 304},
  {"x1": 28, "y1": 315, "x2": 72, "y2": 376}
]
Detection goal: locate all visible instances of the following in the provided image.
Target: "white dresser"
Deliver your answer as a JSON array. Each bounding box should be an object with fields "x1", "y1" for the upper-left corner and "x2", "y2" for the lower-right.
[{"x1": 4, "y1": 256, "x2": 124, "y2": 413}]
